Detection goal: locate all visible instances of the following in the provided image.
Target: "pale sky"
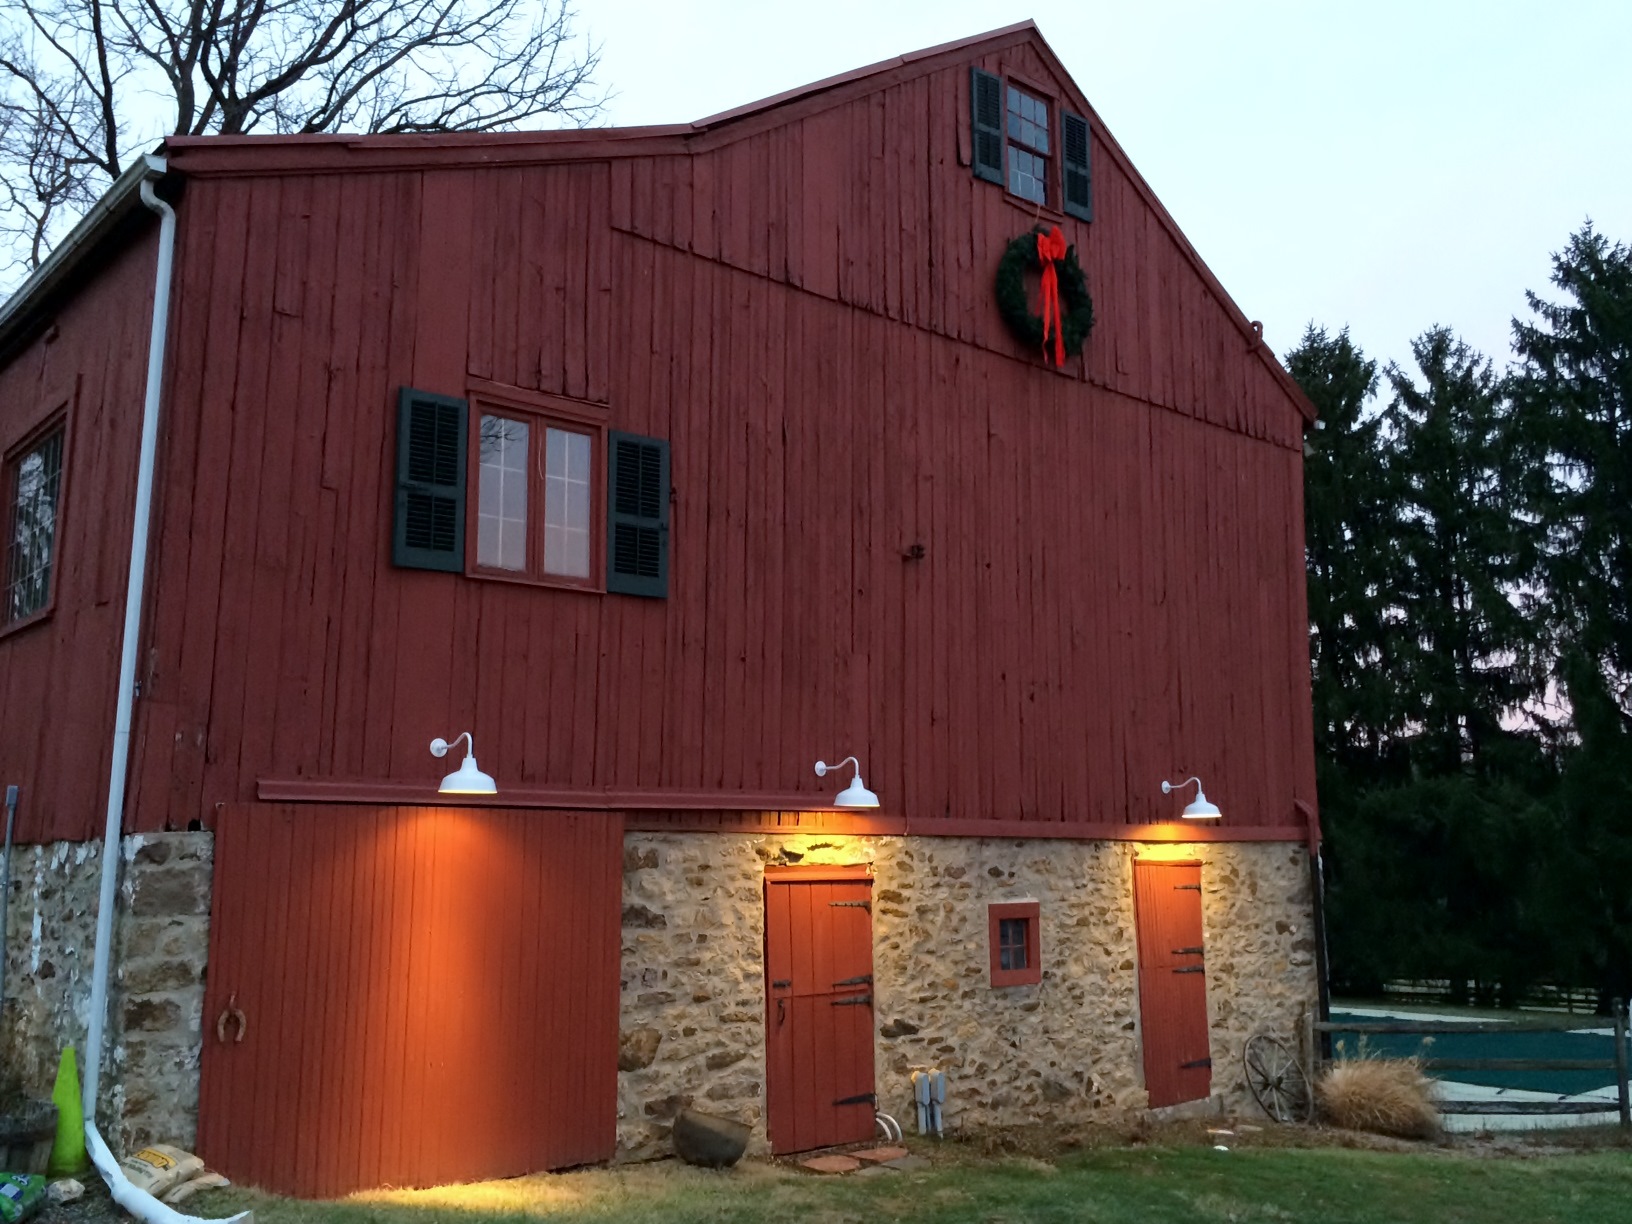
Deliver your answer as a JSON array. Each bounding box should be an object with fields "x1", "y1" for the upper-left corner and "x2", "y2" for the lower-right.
[{"x1": 587, "y1": 0, "x2": 1632, "y2": 383}]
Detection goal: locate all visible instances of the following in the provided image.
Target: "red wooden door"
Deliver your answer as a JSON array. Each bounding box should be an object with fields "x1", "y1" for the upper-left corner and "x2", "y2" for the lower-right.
[
  {"x1": 763, "y1": 869, "x2": 876, "y2": 1153},
  {"x1": 1133, "y1": 860, "x2": 1212, "y2": 1108},
  {"x1": 197, "y1": 804, "x2": 623, "y2": 1198}
]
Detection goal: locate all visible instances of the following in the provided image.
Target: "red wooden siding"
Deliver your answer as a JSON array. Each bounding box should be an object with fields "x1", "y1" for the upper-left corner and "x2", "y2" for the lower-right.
[
  {"x1": 0, "y1": 228, "x2": 160, "y2": 844},
  {"x1": 0, "y1": 24, "x2": 1316, "y2": 844},
  {"x1": 764, "y1": 870, "x2": 876, "y2": 1153},
  {"x1": 1133, "y1": 860, "x2": 1212, "y2": 1108},
  {"x1": 197, "y1": 803, "x2": 622, "y2": 1197}
]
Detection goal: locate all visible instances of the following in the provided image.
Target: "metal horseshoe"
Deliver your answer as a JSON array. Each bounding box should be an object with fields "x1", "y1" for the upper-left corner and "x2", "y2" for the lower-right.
[{"x1": 215, "y1": 991, "x2": 247, "y2": 1044}]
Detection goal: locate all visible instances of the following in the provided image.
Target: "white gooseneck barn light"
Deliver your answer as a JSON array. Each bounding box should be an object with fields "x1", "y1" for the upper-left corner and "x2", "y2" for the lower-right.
[
  {"x1": 1161, "y1": 776, "x2": 1221, "y2": 820},
  {"x1": 815, "y1": 756, "x2": 880, "y2": 808},
  {"x1": 430, "y1": 731, "x2": 497, "y2": 794}
]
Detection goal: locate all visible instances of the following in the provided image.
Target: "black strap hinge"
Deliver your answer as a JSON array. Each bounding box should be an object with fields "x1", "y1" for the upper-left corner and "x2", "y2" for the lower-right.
[
  {"x1": 831, "y1": 994, "x2": 873, "y2": 1006},
  {"x1": 830, "y1": 900, "x2": 872, "y2": 910},
  {"x1": 1180, "y1": 1057, "x2": 1212, "y2": 1070},
  {"x1": 1172, "y1": 966, "x2": 1205, "y2": 975},
  {"x1": 833, "y1": 974, "x2": 873, "y2": 987},
  {"x1": 833, "y1": 1092, "x2": 876, "y2": 1107},
  {"x1": 1171, "y1": 947, "x2": 1204, "y2": 956}
]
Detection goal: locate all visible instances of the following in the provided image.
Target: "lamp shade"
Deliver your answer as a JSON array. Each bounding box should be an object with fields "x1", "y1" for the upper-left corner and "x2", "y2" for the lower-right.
[
  {"x1": 1181, "y1": 791, "x2": 1221, "y2": 820},
  {"x1": 1161, "y1": 776, "x2": 1221, "y2": 820},
  {"x1": 815, "y1": 757, "x2": 880, "y2": 809},
  {"x1": 833, "y1": 775, "x2": 880, "y2": 808},
  {"x1": 430, "y1": 733, "x2": 497, "y2": 795}
]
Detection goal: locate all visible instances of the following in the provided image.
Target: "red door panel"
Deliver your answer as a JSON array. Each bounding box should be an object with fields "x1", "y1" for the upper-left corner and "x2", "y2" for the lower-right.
[
  {"x1": 764, "y1": 872, "x2": 875, "y2": 1153},
  {"x1": 198, "y1": 804, "x2": 623, "y2": 1198},
  {"x1": 1133, "y1": 860, "x2": 1212, "y2": 1108}
]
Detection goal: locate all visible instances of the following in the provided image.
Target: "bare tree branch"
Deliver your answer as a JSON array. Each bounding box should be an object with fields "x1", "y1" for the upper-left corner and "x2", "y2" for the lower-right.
[{"x1": 0, "y1": 0, "x2": 604, "y2": 285}]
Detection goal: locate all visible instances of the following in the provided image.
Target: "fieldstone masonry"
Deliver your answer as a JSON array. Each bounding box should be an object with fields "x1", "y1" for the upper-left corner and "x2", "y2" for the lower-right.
[
  {"x1": 618, "y1": 831, "x2": 1317, "y2": 1160},
  {"x1": 2, "y1": 831, "x2": 211, "y2": 1153}
]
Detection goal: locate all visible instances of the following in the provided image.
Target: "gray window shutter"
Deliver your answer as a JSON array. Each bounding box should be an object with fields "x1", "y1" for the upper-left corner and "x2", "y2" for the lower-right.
[
  {"x1": 1062, "y1": 111, "x2": 1093, "y2": 222},
  {"x1": 392, "y1": 387, "x2": 467, "y2": 571},
  {"x1": 971, "y1": 68, "x2": 1004, "y2": 185},
  {"x1": 607, "y1": 431, "x2": 669, "y2": 598}
]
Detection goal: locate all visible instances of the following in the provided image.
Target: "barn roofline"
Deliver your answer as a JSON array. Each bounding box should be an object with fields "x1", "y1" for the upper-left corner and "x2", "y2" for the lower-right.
[{"x1": 4, "y1": 22, "x2": 1315, "y2": 422}]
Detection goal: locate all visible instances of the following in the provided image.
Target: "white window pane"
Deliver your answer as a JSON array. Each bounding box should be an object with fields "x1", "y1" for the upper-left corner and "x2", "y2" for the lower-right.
[
  {"x1": 478, "y1": 515, "x2": 500, "y2": 567},
  {"x1": 545, "y1": 428, "x2": 567, "y2": 477},
  {"x1": 502, "y1": 468, "x2": 527, "y2": 519},
  {"x1": 567, "y1": 431, "x2": 591, "y2": 481},
  {"x1": 501, "y1": 521, "x2": 526, "y2": 571},
  {"x1": 566, "y1": 480, "x2": 589, "y2": 528},
  {"x1": 563, "y1": 530, "x2": 590, "y2": 578},
  {"x1": 545, "y1": 478, "x2": 567, "y2": 524}
]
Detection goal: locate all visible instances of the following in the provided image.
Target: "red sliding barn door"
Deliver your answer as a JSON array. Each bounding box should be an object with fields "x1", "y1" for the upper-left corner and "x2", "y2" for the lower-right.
[
  {"x1": 198, "y1": 804, "x2": 622, "y2": 1198},
  {"x1": 763, "y1": 868, "x2": 876, "y2": 1153},
  {"x1": 1133, "y1": 860, "x2": 1213, "y2": 1108}
]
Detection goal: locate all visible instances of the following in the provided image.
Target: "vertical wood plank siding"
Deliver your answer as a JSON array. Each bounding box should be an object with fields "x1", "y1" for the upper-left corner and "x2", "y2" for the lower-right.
[
  {"x1": 197, "y1": 803, "x2": 622, "y2": 1197},
  {"x1": 1, "y1": 32, "x2": 1314, "y2": 842},
  {"x1": 0, "y1": 228, "x2": 160, "y2": 844}
]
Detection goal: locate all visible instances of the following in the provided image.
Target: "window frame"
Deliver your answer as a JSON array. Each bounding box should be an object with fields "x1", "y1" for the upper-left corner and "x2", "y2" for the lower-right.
[
  {"x1": 1003, "y1": 78, "x2": 1053, "y2": 208},
  {"x1": 988, "y1": 900, "x2": 1042, "y2": 988},
  {"x1": 464, "y1": 381, "x2": 608, "y2": 594},
  {"x1": 973, "y1": 66, "x2": 1088, "y2": 225},
  {"x1": 1, "y1": 396, "x2": 72, "y2": 641}
]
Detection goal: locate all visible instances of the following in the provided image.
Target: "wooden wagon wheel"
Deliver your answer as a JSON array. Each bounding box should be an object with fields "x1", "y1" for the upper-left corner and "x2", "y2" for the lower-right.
[{"x1": 1243, "y1": 1033, "x2": 1312, "y2": 1123}]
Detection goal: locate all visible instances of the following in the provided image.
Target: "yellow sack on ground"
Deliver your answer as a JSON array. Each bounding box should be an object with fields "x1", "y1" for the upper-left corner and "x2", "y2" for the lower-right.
[
  {"x1": 44, "y1": 1048, "x2": 87, "y2": 1179},
  {"x1": 118, "y1": 1145, "x2": 205, "y2": 1197}
]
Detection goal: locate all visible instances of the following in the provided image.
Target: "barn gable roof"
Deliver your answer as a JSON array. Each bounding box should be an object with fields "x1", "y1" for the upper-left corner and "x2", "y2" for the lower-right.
[{"x1": 4, "y1": 21, "x2": 1315, "y2": 420}]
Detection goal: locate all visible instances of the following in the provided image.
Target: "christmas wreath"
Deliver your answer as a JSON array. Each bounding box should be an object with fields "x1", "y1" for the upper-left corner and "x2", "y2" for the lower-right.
[{"x1": 995, "y1": 225, "x2": 1094, "y2": 366}]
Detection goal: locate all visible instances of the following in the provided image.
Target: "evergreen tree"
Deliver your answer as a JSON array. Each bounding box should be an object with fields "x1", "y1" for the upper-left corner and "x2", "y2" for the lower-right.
[
  {"x1": 1382, "y1": 327, "x2": 1540, "y2": 777},
  {"x1": 1512, "y1": 224, "x2": 1632, "y2": 1008},
  {"x1": 1510, "y1": 224, "x2": 1632, "y2": 725},
  {"x1": 1287, "y1": 326, "x2": 1408, "y2": 781}
]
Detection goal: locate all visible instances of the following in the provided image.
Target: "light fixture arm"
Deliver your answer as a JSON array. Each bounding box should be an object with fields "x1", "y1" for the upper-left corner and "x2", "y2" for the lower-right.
[
  {"x1": 814, "y1": 756, "x2": 862, "y2": 779},
  {"x1": 1161, "y1": 776, "x2": 1203, "y2": 797},
  {"x1": 430, "y1": 731, "x2": 475, "y2": 760}
]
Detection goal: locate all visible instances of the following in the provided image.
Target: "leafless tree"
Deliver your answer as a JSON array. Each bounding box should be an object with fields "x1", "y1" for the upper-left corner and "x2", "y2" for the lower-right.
[{"x1": 0, "y1": 0, "x2": 603, "y2": 283}]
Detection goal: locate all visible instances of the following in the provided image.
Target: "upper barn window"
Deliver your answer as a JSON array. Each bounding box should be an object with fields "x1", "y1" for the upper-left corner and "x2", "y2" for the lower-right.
[
  {"x1": 970, "y1": 67, "x2": 1094, "y2": 222},
  {"x1": 5, "y1": 420, "x2": 65, "y2": 627},
  {"x1": 391, "y1": 386, "x2": 670, "y2": 598}
]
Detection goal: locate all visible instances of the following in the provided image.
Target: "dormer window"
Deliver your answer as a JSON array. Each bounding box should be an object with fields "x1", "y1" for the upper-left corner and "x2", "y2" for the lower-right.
[
  {"x1": 1006, "y1": 85, "x2": 1050, "y2": 205},
  {"x1": 970, "y1": 67, "x2": 1094, "y2": 223}
]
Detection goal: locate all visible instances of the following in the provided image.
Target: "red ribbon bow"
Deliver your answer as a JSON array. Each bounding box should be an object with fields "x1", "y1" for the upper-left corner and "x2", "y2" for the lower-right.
[{"x1": 1035, "y1": 225, "x2": 1068, "y2": 367}]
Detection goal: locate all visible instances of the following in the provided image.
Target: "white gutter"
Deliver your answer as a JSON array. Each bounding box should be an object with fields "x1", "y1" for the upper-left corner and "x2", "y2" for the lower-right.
[
  {"x1": 65, "y1": 153, "x2": 258, "y2": 1224},
  {"x1": 83, "y1": 154, "x2": 175, "y2": 1120}
]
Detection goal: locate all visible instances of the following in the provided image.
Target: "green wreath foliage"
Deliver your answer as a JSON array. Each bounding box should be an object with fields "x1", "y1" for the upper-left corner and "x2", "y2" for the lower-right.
[{"x1": 995, "y1": 229, "x2": 1095, "y2": 359}]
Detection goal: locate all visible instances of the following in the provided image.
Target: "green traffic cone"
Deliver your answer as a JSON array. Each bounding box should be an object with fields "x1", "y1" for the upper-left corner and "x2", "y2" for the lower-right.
[{"x1": 45, "y1": 1046, "x2": 88, "y2": 1178}]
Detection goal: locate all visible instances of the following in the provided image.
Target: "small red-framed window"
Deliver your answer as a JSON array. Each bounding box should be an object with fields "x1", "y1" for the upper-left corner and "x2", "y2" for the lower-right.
[
  {"x1": 3, "y1": 410, "x2": 68, "y2": 635},
  {"x1": 466, "y1": 387, "x2": 607, "y2": 592},
  {"x1": 988, "y1": 900, "x2": 1041, "y2": 987}
]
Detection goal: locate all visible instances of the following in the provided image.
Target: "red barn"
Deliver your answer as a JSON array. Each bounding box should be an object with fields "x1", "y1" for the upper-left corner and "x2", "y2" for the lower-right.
[{"x1": 0, "y1": 21, "x2": 1320, "y2": 1196}]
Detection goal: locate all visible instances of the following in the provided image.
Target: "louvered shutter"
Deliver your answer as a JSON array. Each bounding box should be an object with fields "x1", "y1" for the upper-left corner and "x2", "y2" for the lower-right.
[
  {"x1": 606, "y1": 431, "x2": 669, "y2": 598},
  {"x1": 1062, "y1": 111, "x2": 1093, "y2": 222},
  {"x1": 392, "y1": 387, "x2": 467, "y2": 571},
  {"x1": 970, "y1": 68, "x2": 1004, "y2": 184}
]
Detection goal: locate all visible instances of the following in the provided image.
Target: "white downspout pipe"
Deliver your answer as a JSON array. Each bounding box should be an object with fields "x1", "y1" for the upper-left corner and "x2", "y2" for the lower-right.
[
  {"x1": 83, "y1": 154, "x2": 174, "y2": 1121},
  {"x1": 77, "y1": 154, "x2": 254, "y2": 1224}
]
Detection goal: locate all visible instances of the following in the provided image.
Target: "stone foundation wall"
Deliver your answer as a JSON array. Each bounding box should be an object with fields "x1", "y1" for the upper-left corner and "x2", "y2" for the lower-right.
[
  {"x1": 618, "y1": 831, "x2": 1317, "y2": 1160},
  {"x1": 2, "y1": 831, "x2": 212, "y2": 1153}
]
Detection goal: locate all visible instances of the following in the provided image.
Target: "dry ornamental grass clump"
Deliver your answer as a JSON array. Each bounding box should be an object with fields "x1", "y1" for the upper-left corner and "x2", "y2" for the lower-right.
[{"x1": 1316, "y1": 1056, "x2": 1442, "y2": 1141}]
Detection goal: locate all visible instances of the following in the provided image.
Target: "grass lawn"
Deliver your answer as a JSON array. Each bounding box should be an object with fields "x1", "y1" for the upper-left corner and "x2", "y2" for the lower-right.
[{"x1": 184, "y1": 1142, "x2": 1632, "y2": 1224}]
